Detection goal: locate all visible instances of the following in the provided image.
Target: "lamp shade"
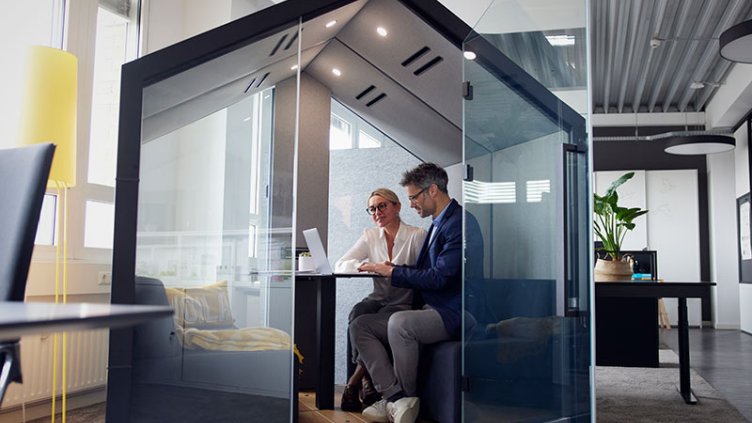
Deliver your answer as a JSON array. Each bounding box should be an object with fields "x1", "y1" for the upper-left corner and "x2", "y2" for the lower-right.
[
  {"x1": 720, "y1": 19, "x2": 752, "y2": 63},
  {"x1": 664, "y1": 134, "x2": 735, "y2": 155},
  {"x1": 18, "y1": 46, "x2": 77, "y2": 188}
]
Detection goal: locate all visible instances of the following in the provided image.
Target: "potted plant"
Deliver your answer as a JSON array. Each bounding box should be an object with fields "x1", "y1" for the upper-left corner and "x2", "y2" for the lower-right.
[{"x1": 593, "y1": 172, "x2": 648, "y2": 281}]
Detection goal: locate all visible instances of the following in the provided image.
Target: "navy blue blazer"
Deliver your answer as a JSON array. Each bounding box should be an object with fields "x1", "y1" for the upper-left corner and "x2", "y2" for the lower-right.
[{"x1": 391, "y1": 199, "x2": 464, "y2": 338}]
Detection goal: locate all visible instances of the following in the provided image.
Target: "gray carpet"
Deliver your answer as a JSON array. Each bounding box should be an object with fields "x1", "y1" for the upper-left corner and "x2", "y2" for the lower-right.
[{"x1": 596, "y1": 350, "x2": 749, "y2": 422}]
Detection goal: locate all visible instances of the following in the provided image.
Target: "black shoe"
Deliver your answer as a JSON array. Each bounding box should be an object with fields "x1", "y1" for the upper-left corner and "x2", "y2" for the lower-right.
[
  {"x1": 361, "y1": 373, "x2": 381, "y2": 407},
  {"x1": 340, "y1": 384, "x2": 362, "y2": 412}
]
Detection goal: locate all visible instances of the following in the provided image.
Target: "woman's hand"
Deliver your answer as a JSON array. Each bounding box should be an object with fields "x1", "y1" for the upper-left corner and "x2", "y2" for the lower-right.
[{"x1": 358, "y1": 261, "x2": 394, "y2": 277}]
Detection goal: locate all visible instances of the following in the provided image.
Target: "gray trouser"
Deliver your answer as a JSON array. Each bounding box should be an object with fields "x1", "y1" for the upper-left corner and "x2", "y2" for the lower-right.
[
  {"x1": 349, "y1": 306, "x2": 451, "y2": 398},
  {"x1": 348, "y1": 300, "x2": 408, "y2": 364}
]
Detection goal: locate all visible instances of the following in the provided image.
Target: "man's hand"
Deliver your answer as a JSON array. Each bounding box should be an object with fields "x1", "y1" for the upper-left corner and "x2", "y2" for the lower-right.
[{"x1": 358, "y1": 261, "x2": 394, "y2": 277}]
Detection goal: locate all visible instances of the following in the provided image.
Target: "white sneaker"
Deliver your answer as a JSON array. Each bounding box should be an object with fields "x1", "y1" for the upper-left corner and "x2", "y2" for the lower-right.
[
  {"x1": 362, "y1": 399, "x2": 389, "y2": 422},
  {"x1": 387, "y1": 397, "x2": 420, "y2": 423}
]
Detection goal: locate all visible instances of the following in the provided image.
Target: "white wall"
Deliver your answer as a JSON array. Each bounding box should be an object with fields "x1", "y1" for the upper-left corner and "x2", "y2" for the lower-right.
[
  {"x1": 708, "y1": 150, "x2": 740, "y2": 329},
  {"x1": 594, "y1": 171, "x2": 648, "y2": 251}
]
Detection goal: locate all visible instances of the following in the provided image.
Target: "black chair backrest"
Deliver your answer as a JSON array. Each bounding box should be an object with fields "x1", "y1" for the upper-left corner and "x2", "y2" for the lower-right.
[{"x1": 0, "y1": 144, "x2": 55, "y2": 302}]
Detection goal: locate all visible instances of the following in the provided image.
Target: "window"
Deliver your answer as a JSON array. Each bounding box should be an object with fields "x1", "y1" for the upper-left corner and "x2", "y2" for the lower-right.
[
  {"x1": 84, "y1": 201, "x2": 115, "y2": 248},
  {"x1": 88, "y1": 5, "x2": 134, "y2": 187},
  {"x1": 330, "y1": 113, "x2": 352, "y2": 150},
  {"x1": 35, "y1": 194, "x2": 58, "y2": 245},
  {"x1": 33, "y1": 0, "x2": 141, "y2": 257}
]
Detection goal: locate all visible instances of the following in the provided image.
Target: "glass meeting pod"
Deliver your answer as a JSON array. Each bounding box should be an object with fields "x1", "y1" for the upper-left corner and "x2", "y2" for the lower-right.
[
  {"x1": 108, "y1": 0, "x2": 592, "y2": 422},
  {"x1": 462, "y1": 1, "x2": 592, "y2": 422},
  {"x1": 108, "y1": 12, "x2": 308, "y2": 423}
]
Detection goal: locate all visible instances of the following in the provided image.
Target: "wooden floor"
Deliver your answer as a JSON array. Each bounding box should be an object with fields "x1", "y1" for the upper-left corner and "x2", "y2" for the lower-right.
[
  {"x1": 298, "y1": 387, "x2": 434, "y2": 423},
  {"x1": 298, "y1": 389, "x2": 370, "y2": 423},
  {"x1": 662, "y1": 328, "x2": 752, "y2": 421}
]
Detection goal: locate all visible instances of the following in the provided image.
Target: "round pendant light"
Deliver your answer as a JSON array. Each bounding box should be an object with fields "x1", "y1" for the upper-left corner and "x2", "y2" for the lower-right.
[
  {"x1": 664, "y1": 134, "x2": 736, "y2": 155},
  {"x1": 720, "y1": 20, "x2": 752, "y2": 63}
]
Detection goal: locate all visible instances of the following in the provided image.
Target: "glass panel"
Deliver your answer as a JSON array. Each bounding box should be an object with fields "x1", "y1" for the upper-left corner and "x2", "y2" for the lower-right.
[
  {"x1": 131, "y1": 20, "x2": 300, "y2": 422},
  {"x1": 326, "y1": 99, "x2": 422, "y2": 385},
  {"x1": 463, "y1": 0, "x2": 591, "y2": 421}
]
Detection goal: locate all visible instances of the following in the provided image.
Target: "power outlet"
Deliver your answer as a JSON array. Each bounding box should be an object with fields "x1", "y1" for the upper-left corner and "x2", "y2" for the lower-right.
[{"x1": 98, "y1": 271, "x2": 112, "y2": 286}]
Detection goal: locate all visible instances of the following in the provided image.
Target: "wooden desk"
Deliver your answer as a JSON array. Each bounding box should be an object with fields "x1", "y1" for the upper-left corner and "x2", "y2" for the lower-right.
[
  {"x1": 0, "y1": 302, "x2": 173, "y2": 339},
  {"x1": 595, "y1": 282, "x2": 715, "y2": 404}
]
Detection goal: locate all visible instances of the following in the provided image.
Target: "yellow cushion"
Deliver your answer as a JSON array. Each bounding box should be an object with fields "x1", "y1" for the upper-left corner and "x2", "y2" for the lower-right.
[{"x1": 164, "y1": 281, "x2": 235, "y2": 329}]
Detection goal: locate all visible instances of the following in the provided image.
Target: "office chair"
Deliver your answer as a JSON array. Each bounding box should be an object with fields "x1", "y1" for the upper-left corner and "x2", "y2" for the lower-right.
[{"x1": 0, "y1": 143, "x2": 55, "y2": 403}]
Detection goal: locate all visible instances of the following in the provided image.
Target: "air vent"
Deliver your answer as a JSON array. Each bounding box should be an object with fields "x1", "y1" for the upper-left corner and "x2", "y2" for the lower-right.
[
  {"x1": 284, "y1": 31, "x2": 299, "y2": 51},
  {"x1": 401, "y1": 47, "x2": 430, "y2": 67},
  {"x1": 366, "y1": 93, "x2": 387, "y2": 107},
  {"x1": 270, "y1": 34, "x2": 288, "y2": 57},
  {"x1": 256, "y1": 72, "x2": 270, "y2": 88},
  {"x1": 356, "y1": 85, "x2": 376, "y2": 100},
  {"x1": 245, "y1": 72, "x2": 271, "y2": 93},
  {"x1": 244, "y1": 78, "x2": 257, "y2": 93},
  {"x1": 413, "y1": 56, "x2": 444, "y2": 76},
  {"x1": 355, "y1": 85, "x2": 387, "y2": 108}
]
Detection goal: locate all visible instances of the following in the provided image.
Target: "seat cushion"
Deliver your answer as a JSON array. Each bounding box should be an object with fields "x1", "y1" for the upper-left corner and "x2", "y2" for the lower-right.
[{"x1": 418, "y1": 341, "x2": 460, "y2": 423}]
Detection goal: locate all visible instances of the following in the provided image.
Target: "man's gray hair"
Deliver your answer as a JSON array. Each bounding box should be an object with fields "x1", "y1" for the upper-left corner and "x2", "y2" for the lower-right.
[{"x1": 400, "y1": 163, "x2": 448, "y2": 193}]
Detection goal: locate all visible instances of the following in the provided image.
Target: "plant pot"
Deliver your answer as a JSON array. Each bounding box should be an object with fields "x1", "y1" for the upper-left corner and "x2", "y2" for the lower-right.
[{"x1": 594, "y1": 258, "x2": 633, "y2": 282}]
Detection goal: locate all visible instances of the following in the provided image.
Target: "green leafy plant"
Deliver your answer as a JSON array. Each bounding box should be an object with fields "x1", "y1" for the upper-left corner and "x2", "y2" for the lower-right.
[{"x1": 593, "y1": 172, "x2": 648, "y2": 261}]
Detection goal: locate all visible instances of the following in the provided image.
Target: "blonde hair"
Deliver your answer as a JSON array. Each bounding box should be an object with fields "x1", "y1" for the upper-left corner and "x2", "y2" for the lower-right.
[{"x1": 369, "y1": 188, "x2": 400, "y2": 205}]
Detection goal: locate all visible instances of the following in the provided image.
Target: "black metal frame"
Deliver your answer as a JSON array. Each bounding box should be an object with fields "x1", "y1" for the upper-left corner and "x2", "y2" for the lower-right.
[{"x1": 107, "y1": 0, "x2": 587, "y2": 420}]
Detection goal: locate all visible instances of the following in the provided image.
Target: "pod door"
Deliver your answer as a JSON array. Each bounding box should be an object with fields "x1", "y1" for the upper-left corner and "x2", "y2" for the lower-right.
[{"x1": 461, "y1": 3, "x2": 592, "y2": 421}]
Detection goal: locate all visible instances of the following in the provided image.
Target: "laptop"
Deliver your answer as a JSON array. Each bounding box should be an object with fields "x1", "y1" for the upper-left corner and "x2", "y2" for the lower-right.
[{"x1": 302, "y1": 228, "x2": 379, "y2": 277}]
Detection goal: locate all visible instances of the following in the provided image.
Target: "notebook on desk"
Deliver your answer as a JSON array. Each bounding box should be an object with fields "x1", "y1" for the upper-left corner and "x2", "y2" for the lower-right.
[{"x1": 302, "y1": 228, "x2": 379, "y2": 277}]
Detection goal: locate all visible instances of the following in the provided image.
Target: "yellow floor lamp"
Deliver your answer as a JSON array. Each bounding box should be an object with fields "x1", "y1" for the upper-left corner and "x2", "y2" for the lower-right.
[{"x1": 18, "y1": 45, "x2": 77, "y2": 423}]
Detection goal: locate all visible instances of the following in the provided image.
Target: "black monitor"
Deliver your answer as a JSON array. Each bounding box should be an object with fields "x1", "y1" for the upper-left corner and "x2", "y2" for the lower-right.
[{"x1": 621, "y1": 250, "x2": 658, "y2": 279}]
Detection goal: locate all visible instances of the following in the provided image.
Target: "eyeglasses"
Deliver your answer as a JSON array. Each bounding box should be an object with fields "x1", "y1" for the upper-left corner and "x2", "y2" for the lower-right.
[
  {"x1": 366, "y1": 202, "x2": 390, "y2": 215},
  {"x1": 407, "y1": 187, "x2": 428, "y2": 203}
]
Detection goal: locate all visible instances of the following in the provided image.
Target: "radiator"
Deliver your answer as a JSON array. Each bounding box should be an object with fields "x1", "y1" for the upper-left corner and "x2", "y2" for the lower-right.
[{"x1": 0, "y1": 330, "x2": 109, "y2": 409}]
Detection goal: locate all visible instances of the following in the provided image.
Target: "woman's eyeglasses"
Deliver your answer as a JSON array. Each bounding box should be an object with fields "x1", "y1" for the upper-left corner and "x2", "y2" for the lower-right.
[{"x1": 366, "y1": 202, "x2": 390, "y2": 215}]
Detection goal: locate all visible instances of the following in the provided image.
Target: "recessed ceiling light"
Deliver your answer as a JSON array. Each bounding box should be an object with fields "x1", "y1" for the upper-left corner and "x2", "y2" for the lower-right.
[
  {"x1": 377, "y1": 27, "x2": 388, "y2": 37},
  {"x1": 463, "y1": 51, "x2": 477, "y2": 60},
  {"x1": 332, "y1": 68, "x2": 342, "y2": 76},
  {"x1": 325, "y1": 20, "x2": 337, "y2": 28},
  {"x1": 291, "y1": 64, "x2": 299, "y2": 71}
]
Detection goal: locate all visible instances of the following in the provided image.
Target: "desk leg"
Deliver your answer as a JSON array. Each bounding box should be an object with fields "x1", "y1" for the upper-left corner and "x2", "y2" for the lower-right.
[
  {"x1": 676, "y1": 297, "x2": 697, "y2": 404},
  {"x1": 316, "y1": 277, "x2": 335, "y2": 410}
]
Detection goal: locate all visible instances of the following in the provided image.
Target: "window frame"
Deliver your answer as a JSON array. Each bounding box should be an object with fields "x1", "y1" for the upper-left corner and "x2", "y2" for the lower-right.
[{"x1": 33, "y1": 0, "x2": 141, "y2": 263}]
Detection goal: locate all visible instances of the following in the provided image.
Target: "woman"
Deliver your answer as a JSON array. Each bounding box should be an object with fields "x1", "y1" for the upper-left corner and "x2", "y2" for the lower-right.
[{"x1": 335, "y1": 188, "x2": 426, "y2": 412}]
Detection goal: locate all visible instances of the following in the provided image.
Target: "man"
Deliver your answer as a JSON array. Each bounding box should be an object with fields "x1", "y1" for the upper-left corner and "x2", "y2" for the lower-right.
[{"x1": 354, "y1": 163, "x2": 467, "y2": 423}]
